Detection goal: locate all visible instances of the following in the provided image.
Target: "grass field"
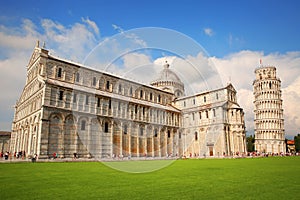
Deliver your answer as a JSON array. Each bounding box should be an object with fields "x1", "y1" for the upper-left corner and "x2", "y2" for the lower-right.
[{"x1": 0, "y1": 157, "x2": 299, "y2": 199}]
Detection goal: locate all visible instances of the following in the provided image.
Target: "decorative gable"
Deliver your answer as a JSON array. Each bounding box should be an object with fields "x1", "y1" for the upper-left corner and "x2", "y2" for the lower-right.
[{"x1": 27, "y1": 47, "x2": 41, "y2": 70}]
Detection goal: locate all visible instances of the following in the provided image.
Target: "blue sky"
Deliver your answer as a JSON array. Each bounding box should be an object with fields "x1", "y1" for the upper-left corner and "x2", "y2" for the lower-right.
[
  {"x1": 1, "y1": 0, "x2": 299, "y2": 57},
  {"x1": 0, "y1": 0, "x2": 300, "y2": 137}
]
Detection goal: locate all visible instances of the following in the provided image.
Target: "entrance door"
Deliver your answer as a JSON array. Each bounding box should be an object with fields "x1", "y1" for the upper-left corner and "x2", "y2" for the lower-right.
[{"x1": 209, "y1": 147, "x2": 214, "y2": 156}]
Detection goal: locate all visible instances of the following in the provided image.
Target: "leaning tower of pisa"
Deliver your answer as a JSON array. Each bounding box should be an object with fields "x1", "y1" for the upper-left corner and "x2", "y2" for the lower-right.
[{"x1": 253, "y1": 64, "x2": 285, "y2": 154}]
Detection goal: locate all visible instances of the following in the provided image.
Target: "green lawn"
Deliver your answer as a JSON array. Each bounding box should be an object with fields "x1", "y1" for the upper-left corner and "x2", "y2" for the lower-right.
[{"x1": 0, "y1": 157, "x2": 299, "y2": 200}]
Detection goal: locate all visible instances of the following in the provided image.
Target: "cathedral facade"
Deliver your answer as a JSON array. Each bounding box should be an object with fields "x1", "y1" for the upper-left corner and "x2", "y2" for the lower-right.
[{"x1": 10, "y1": 44, "x2": 246, "y2": 159}]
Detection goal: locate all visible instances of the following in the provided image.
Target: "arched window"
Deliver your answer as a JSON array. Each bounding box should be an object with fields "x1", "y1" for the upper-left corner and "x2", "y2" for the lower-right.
[
  {"x1": 168, "y1": 130, "x2": 171, "y2": 138},
  {"x1": 154, "y1": 129, "x2": 158, "y2": 137},
  {"x1": 59, "y1": 91, "x2": 64, "y2": 100},
  {"x1": 76, "y1": 72, "x2": 80, "y2": 82},
  {"x1": 81, "y1": 120, "x2": 86, "y2": 131},
  {"x1": 57, "y1": 67, "x2": 62, "y2": 78},
  {"x1": 123, "y1": 124, "x2": 127, "y2": 135},
  {"x1": 92, "y1": 77, "x2": 97, "y2": 86},
  {"x1": 140, "y1": 127, "x2": 144, "y2": 136},
  {"x1": 140, "y1": 90, "x2": 143, "y2": 98},
  {"x1": 106, "y1": 80, "x2": 110, "y2": 90},
  {"x1": 108, "y1": 99, "x2": 112, "y2": 109},
  {"x1": 104, "y1": 122, "x2": 109, "y2": 133},
  {"x1": 73, "y1": 93, "x2": 77, "y2": 103},
  {"x1": 150, "y1": 93, "x2": 153, "y2": 101},
  {"x1": 85, "y1": 95, "x2": 89, "y2": 105},
  {"x1": 195, "y1": 132, "x2": 198, "y2": 141},
  {"x1": 97, "y1": 97, "x2": 100, "y2": 107},
  {"x1": 118, "y1": 84, "x2": 122, "y2": 93},
  {"x1": 158, "y1": 95, "x2": 161, "y2": 103}
]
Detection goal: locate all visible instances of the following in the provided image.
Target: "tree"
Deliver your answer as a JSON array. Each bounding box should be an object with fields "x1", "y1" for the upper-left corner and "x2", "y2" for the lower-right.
[
  {"x1": 246, "y1": 135, "x2": 255, "y2": 152},
  {"x1": 294, "y1": 134, "x2": 300, "y2": 152}
]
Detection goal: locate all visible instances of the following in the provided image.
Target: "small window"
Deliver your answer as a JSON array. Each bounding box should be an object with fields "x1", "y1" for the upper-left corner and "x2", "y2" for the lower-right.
[
  {"x1": 199, "y1": 112, "x2": 202, "y2": 119},
  {"x1": 85, "y1": 95, "x2": 89, "y2": 105},
  {"x1": 118, "y1": 102, "x2": 121, "y2": 111},
  {"x1": 92, "y1": 77, "x2": 96, "y2": 86},
  {"x1": 179, "y1": 132, "x2": 181, "y2": 139},
  {"x1": 140, "y1": 90, "x2": 143, "y2": 98},
  {"x1": 216, "y1": 93, "x2": 219, "y2": 100},
  {"x1": 104, "y1": 122, "x2": 109, "y2": 133},
  {"x1": 108, "y1": 99, "x2": 112, "y2": 109},
  {"x1": 76, "y1": 73, "x2": 80, "y2": 82},
  {"x1": 106, "y1": 80, "x2": 110, "y2": 90},
  {"x1": 135, "y1": 105, "x2": 138, "y2": 114},
  {"x1": 158, "y1": 95, "x2": 161, "y2": 103},
  {"x1": 193, "y1": 99, "x2": 195, "y2": 105},
  {"x1": 195, "y1": 132, "x2": 198, "y2": 141},
  {"x1": 59, "y1": 91, "x2": 64, "y2": 100},
  {"x1": 206, "y1": 110, "x2": 209, "y2": 118},
  {"x1": 57, "y1": 67, "x2": 62, "y2": 78},
  {"x1": 81, "y1": 120, "x2": 86, "y2": 131},
  {"x1": 204, "y1": 96, "x2": 206, "y2": 103},
  {"x1": 140, "y1": 127, "x2": 144, "y2": 136},
  {"x1": 192, "y1": 113, "x2": 195, "y2": 120},
  {"x1": 213, "y1": 109, "x2": 216, "y2": 117},
  {"x1": 150, "y1": 93, "x2": 153, "y2": 101},
  {"x1": 123, "y1": 125, "x2": 128, "y2": 135},
  {"x1": 73, "y1": 94, "x2": 77, "y2": 103},
  {"x1": 154, "y1": 129, "x2": 158, "y2": 137},
  {"x1": 97, "y1": 97, "x2": 100, "y2": 107},
  {"x1": 168, "y1": 130, "x2": 171, "y2": 138},
  {"x1": 184, "y1": 101, "x2": 186, "y2": 107},
  {"x1": 129, "y1": 87, "x2": 133, "y2": 96},
  {"x1": 119, "y1": 84, "x2": 122, "y2": 93}
]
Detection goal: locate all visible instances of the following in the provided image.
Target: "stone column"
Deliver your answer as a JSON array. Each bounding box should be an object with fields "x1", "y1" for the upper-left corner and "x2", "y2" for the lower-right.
[
  {"x1": 119, "y1": 122, "x2": 123, "y2": 158},
  {"x1": 39, "y1": 119, "x2": 50, "y2": 159},
  {"x1": 110, "y1": 121, "x2": 113, "y2": 158}
]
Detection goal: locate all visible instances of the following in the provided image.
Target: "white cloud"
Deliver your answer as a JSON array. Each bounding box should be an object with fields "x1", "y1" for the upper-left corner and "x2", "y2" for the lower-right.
[
  {"x1": 122, "y1": 52, "x2": 152, "y2": 68},
  {"x1": 40, "y1": 18, "x2": 100, "y2": 62},
  {"x1": 82, "y1": 17, "x2": 100, "y2": 35},
  {"x1": 204, "y1": 28, "x2": 214, "y2": 36}
]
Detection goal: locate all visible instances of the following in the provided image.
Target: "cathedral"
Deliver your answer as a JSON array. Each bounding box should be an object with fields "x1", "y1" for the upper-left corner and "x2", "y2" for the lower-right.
[{"x1": 10, "y1": 43, "x2": 246, "y2": 159}]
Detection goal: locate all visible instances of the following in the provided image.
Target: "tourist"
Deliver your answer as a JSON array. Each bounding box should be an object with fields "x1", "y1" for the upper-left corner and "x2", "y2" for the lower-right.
[{"x1": 4, "y1": 151, "x2": 9, "y2": 160}]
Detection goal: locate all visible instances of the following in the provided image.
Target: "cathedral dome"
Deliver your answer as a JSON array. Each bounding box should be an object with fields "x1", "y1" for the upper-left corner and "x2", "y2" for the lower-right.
[
  {"x1": 154, "y1": 62, "x2": 182, "y2": 83},
  {"x1": 150, "y1": 61, "x2": 185, "y2": 98}
]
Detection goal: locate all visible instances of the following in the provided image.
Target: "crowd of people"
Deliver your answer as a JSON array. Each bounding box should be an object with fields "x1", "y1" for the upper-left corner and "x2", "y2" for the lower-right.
[{"x1": 1, "y1": 150, "x2": 299, "y2": 161}]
